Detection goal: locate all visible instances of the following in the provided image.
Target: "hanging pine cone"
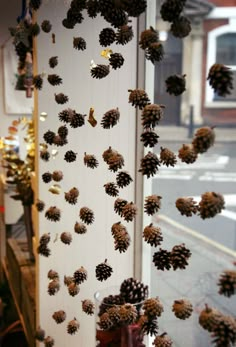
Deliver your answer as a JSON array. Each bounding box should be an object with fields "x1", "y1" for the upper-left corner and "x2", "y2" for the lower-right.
[
  {"x1": 62, "y1": 18, "x2": 75, "y2": 29},
  {"x1": 45, "y1": 206, "x2": 61, "y2": 222},
  {"x1": 73, "y1": 37, "x2": 86, "y2": 50},
  {"x1": 70, "y1": 113, "x2": 86, "y2": 128},
  {"x1": 58, "y1": 108, "x2": 74, "y2": 123},
  {"x1": 138, "y1": 314, "x2": 158, "y2": 336},
  {"x1": 99, "y1": 312, "x2": 113, "y2": 330},
  {"x1": 116, "y1": 25, "x2": 134, "y2": 45},
  {"x1": 54, "y1": 93, "x2": 69, "y2": 104},
  {"x1": 120, "y1": 0, "x2": 147, "y2": 17},
  {"x1": 41, "y1": 20, "x2": 52, "y2": 33},
  {"x1": 102, "y1": 146, "x2": 118, "y2": 163},
  {"x1": 60, "y1": 232, "x2": 72, "y2": 245},
  {"x1": 172, "y1": 299, "x2": 193, "y2": 319},
  {"x1": 165, "y1": 74, "x2": 186, "y2": 96},
  {"x1": 120, "y1": 277, "x2": 148, "y2": 304},
  {"x1": 103, "y1": 8, "x2": 128, "y2": 28},
  {"x1": 52, "y1": 310, "x2": 66, "y2": 324},
  {"x1": 99, "y1": 28, "x2": 116, "y2": 46},
  {"x1": 160, "y1": 0, "x2": 186, "y2": 22},
  {"x1": 36, "y1": 200, "x2": 45, "y2": 212},
  {"x1": 58, "y1": 125, "x2": 68, "y2": 139},
  {"x1": 101, "y1": 108, "x2": 120, "y2": 129},
  {"x1": 96, "y1": 259, "x2": 113, "y2": 281},
  {"x1": 65, "y1": 187, "x2": 79, "y2": 205},
  {"x1": 146, "y1": 42, "x2": 164, "y2": 64},
  {"x1": 104, "y1": 182, "x2": 119, "y2": 197},
  {"x1": 70, "y1": 0, "x2": 86, "y2": 11},
  {"x1": 49, "y1": 56, "x2": 58, "y2": 68},
  {"x1": 178, "y1": 144, "x2": 198, "y2": 164},
  {"x1": 39, "y1": 233, "x2": 50, "y2": 245},
  {"x1": 64, "y1": 275, "x2": 74, "y2": 287},
  {"x1": 170, "y1": 243, "x2": 191, "y2": 270},
  {"x1": 207, "y1": 63, "x2": 234, "y2": 97},
  {"x1": 198, "y1": 191, "x2": 225, "y2": 219},
  {"x1": 119, "y1": 303, "x2": 137, "y2": 325},
  {"x1": 44, "y1": 336, "x2": 54, "y2": 347},
  {"x1": 68, "y1": 282, "x2": 80, "y2": 296},
  {"x1": 144, "y1": 195, "x2": 162, "y2": 216},
  {"x1": 143, "y1": 297, "x2": 163, "y2": 318},
  {"x1": 53, "y1": 135, "x2": 68, "y2": 147},
  {"x1": 107, "y1": 153, "x2": 125, "y2": 172},
  {"x1": 175, "y1": 197, "x2": 198, "y2": 217},
  {"x1": 114, "y1": 228, "x2": 131, "y2": 253},
  {"x1": 140, "y1": 129, "x2": 159, "y2": 148},
  {"x1": 139, "y1": 151, "x2": 161, "y2": 178},
  {"x1": 128, "y1": 89, "x2": 150, "y2": 110},
  {"x1": 115, "y1": 171, "x2": 132, "y2": 188},
  {"x1": 74, "y1": 221, "x2": 87, "y2": 234},
  {"x1": 153, "y1": 333, "x2": 173, "y2": 347},
  {"x1": 80, "y1": 207, "x2": 95, "y2": 224},
  {"x1": 82, "y1": 299, "x2": 95, "y2": 315},
  {"x1": 109, "y1": 53, "x2": 124, "y2": 70},
  {"x1": 52, "y1": 170, "x2": 63, "y2": 182},
  {"x1": 91, "y1": 64, "x2": 110, "y2": 79},
  {"x1": 37, "y1": 243, "x2": 51, "y2": 257},
  {"x1": 48, "y1": 280, "x2": 60, "y2": 296},
  {"x1": 74, "y1": 266, "x2": 88, "y2": 284},
  {"x1": 199, "y1": 304, "x2": 223, "y2": 332},
  {"x1": 212, "y1": 315, "x2": 236, "y2": 347},
  {"x1": 141, "y1": 104, "x2": 165, "y2": 129},
  {"x1": 98, "y1": 294, "x2": 125, "y2": 316},
  {"x1": 33, "y1": 75, "x2": 43, "y2": 90},
  {"x1": 111, "y1": 221, "x2": 127, "y2": 238},
  {"x1": 35, "y1": 327, "x2": 45, "y2": 341},
  {"x1": 192, "y1": 126, "x2": 215, "y2": 154},
  {"x1": 66, "y1": 8, "x2": 84, "y2": 25},
  {"x1": 139, "y1": 26, "x2": 158, "y2": 50},
  {"x1": 170, "y1": 16, "x2": 192, "y2": 38},
  {"x1": 143, "y1": 223, "x2": 163, "y2": 247},
  {"x1": 153, "y1": 249, "x2": 172, "y2": 270},
  {"x1": 218, "y1": 269, "x2": 236, "y2": 297},
  {"x1": 43, "y1": 130, "x2": 55, "y2": 145},
  {"x1": 48, "y1": 74, "x2": 62, "y2": 86},
  {"x1": 42, "y1": 171, "x2": 52, "y2": 183},
  {"x1": 67, "y1": 318, "x2": 80, "y2": 335},
  {"x1": 114, "y1": 198, "x2": 128, "y2": 216},
  {"x1": 86, "y1": 0, "x2": 100, "y2": 18},
  {"x1": 30, "y1": 0, "x2": 42, "y2": 10},
  {"x1": 98, "y1": 0, "x2": 114, "y2": 16},
  {"x1": 64, "y1": 150, "x2": 77, "y2": 163},
  {"x1": 107, "y1": 306, "x2": 121, "y2": 326},
  {"x1": 48, "y1": 270, "x2": 59, "y2": 280}
]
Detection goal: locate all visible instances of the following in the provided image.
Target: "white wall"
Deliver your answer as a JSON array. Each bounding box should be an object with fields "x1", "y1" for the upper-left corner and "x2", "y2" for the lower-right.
[{"x1": 36, "y1": 2, "x2": 138, "y2": 346}]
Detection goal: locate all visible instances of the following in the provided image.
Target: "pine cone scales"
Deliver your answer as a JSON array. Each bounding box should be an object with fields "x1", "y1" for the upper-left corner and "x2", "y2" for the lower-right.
[
  {"x1": 143, "y1": 223, "x2": 163, "y2": 247},
  {"x1": 198, "y1": 191, "x2": 225, "y2": 219},
  {"x1": 170, "y1": 243, "x2": 191, "y2": 270},
  {"x1": 80, "y1": 207, "x2": 95, "y2": 224},
  {"x1": 86, "y1": 0, "x2": 100, "y2": 18},
  {"x1": 128, "y1": 89, "x2": 150, "y2": 110},
  {"x1": 70, "y1": 113, "x2": 86, "y2": 128},
  {"x1": 146, "y1": 42, "x2": 164, "y2": 64},
  {"x1": 160, "y1": 147, "x2": 177, "y2": 167},
  {"x1": 192, "y1": 126, "x2": 215, "y2": 154},
  {"x1": 108, "y1": 153, "x2": 125, "y2": 172},
  {"x1": 144, "y1": 195, "x2": 162, "y2": 216},
  {"x1": 82, "y1": 299, "x2": 95, "y2": 315},
  {"x1": 175, "y1": 197, "x2": 198, "y2": 217},
  {"x1": 139, "y1": 26, "x2": 158, "y2": 50},
  {"x1": 99, "y1": 312, "x2": 112, "y2": 330},
  {"x1": 141, "y1": 104, "x2": 165, "y2": 129},
  {"x1": 143, "y1": 297, "x2": 164, "y2": 317},
  {"x1": 116, "y1": 25, "x2": 134, "y2": 45},
  {"x1": 170, "y1": 16, "x2": 192, "y2": 38},
  {"x1": 121, "y1": 202, "x2": 137, "y2": 222},
  {"x1": 178, "y1": 144, "x2": 198, "y2": 164},
  {"x1": 212, "y1": 315, "x2": 236, "y2": 347},
  {"x1": 96, "y1": 260, "x2": 113, "y2": 281},
  {"x1": 172, "y1": 299, "x2": 193, "y2": 319},
  {"x1": 207, "y1": 63, "x2": 234, "y2": 97},
  {"x1": 114, "y1": 198, "x2": 128, "y2": 216},
  {"x1": 73, "y1": 266, "x2": 88, "y2": 284},
  {"x1": 109, "y1": 53, "x2": 124, "y2": 70},
  {"x1": 114, "y1": 229, "x2": 130, "y2": 253},
  {"x1": 199, "y1": 305, "x2": 222, "y2": 332},
  {"x1": 153, "y1": 333, "x2": 173, "y2": 347},
  {"x1": 139, "y1": 151, "x2": 160, "y2": 178},
  {"x1": 141, "y1": 130, "x2": 159, "y2": 147},
  {"x1": 116, "y1": 171, "x2": 133, "y2": 188},
  {"x1": 48, "y1": 74, "x2": 62, "y2": 86},
  {"x1": 104, "y1": 182, "x2": 119, "y2": 197},
  {"x1": 138, "y1": 315, "x2": 158, "y2": 336},
  {"x1": 120, "y1": 277, "x2": 148, "y2": 304},
  {"x1": 119, "y1": 303, "x2": 137, "y2": 324},
  {"x1": 84, "y1": 153, "x2": 99, "y2": 168},
  {"x1": 218, "y1": 270, "x2": 236, "y2": 297},
  {"x1": 91, "y1": 64, "x2": 110, "y2": 79},
  {"x1": 101, "y1": 108, "x2": 120, "y2": 128},
  {"x1": 166, "y1": 74, "x2": 186, "y2": 96},
  {"x1": 99, "y1": 28, "x2": 116, "y2": 46},
  {"x1": 153, "y1": 249, "x2": 172, "y2": 270}
]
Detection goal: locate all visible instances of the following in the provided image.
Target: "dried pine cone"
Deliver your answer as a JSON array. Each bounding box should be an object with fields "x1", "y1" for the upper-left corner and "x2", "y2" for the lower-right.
[
  {"x1": 178, "y1": 144, "x2": 198, "y2": 164},
  {"x1": 33, "y1": 75, "x2": 43, "y2": 90},
  {"x1": 49, "y1": 56, "x2": 58, "y2": 68},
  {"x1": 139, "y1": 151, "x2": 161, "y2": 178},
  {"x1": 121, "y1": 202, "x2": 137, "y2": 222},
  {"x1": 82, "y1": 299, "x2": 95, "y2": 315},
  {"x1": 41, "y1": 20, "x2": 52, "y2": 33},
  {"x1": 45, "y1": 206, "x2": 61, "y2": 222},
  {"x1": 54, "y1": 93, "x2": 69, "y2": 104},
  {"x1": 102, "y1": 146, "x2": 117, "y2": 163},
  {"x1": 114, "y1": 198, "x2": 128, "y2": 216},
  {"x1": 74, "y1": 221, "x2": 87, "y2": 234},
  {"x1": 171, "y1": 16, "x2": 191, "y2": 38},
  {"x1": 91, "y1": 64, "x2": 110, "y2": 79},
  {"x1": 35, "y1": 327, "x2": 45, "y2": 341},
  {"x1": 165, "y1": 74, "x2": 186, "y2": 96},
  {"x1": 48, "y1": 280, "x2": 60, "y2": 296},
  {"x1": 99, "y1": 28, "x2": 116, "y2": 46},
  {"x1": 141, "y1": 104, "x2": 165, "y2": 129},
  {"x1": 70, "y1": 113, "x2": 86, "y2": 128},
  {"x1": 68, "y1": 282, "x2": 80, "y2": 296},
  {"x1": 116, "y1": 171, "x2": 133, "y2": 188},
  {"x1": 141, "y1": 129, "x2": 159, "y2": 148},
  {"x1": 199, "y1": 304, "x2": 223, "y2": 332},
  {"x1": 121, "y1": 0, "x2": 147, "y2": 17},
  {"x1": 192, "y1": 126, "x2": 215, "y2": 154},
  {"x1": 119, "y1": 303, "x2": 137, "y2": 325},
  {"x1": 153, "y1": 249, "x2": 172, "y2": 271},
  {"x1": 58, "y1": 108, "x2": 74, "y2": 123},
  {"x1": 128, "y1": 89, "x2": 150, "y2": 110},
  {"x1": 207, "y1": 63, "x2": 234, "y2": 97},
  {"x1": 109, "y1": 53, "x2": 124, "y2": 70},
  {"x1": 108, "y1": 153, "x2": 125, "y2": 172},
  {"x1": 116, "y1": 25, "x2": 134, "y2": 45},
  {"x1": 39, "y1": 233, "x2": 50, "y2": 245},
  {"x1": 67, "y1": 318, "x2": 80, "y2": 335},
  {"x1": 42, "y1": 171, "x2": 52, "y2": 184},
  {"x1": 98, "y1": 294, "x2": 125, "y2": 317},
  {"x1": 64, "y1": 150, "x2": 77, "y2": 163},
  {"x1": 65, "y1": 187, "x2": 79, "y2": 205},
  {"x1": 198, "y1": 191, "x2": 225, "y2": 219},
  {"x1": 107, "y1": 306, "x2": 121, "y2": 326},
  {"x1": 60, "y1": 232, "x2": 72, "y2": 245},
  {"x1": 52, "y1": 310, "x2": 66, "y2": 324},
  {"x1": 170, "y1": 243, "x2": 191, "y2": 270},
  {"x1": 52, "y1": 170, "x2": 63, "y2": 181},
  {"x1": 139, "y1": 26, "x2": 158, "y2": 50},
  {"x1": 172, "y1": 299, "x2": 193, "y2": 319},
  {"x1": 53, "y1": 135, "x2": 68, "y2": 147},
  {"x1": 99, "y1": 312, "x2": 113, "y2": 330},
  {"x1": 104, "y1": 182, "x2": 119, "y2": 197},
  {"x1": 102, "y1": 8, "x2": 128, "y2": 28},
  {"x1": 175, "y1": 197, "x2": 198, "y2": 217},
  {"x1": 143, "y1": 223, "x2": 163, "y2": 247},
  {"x1": 80, "y1": 207, "x2": 95, "y2": 224},
  {"x1": 143, "y1": 297, "x2": 164, "y2": 318},
  {"x1": 120, "y1": 277, "x2": 148, "y2": 304},
  {"x1": 47, "y1": 74, "x2": 62, "y2": 86},
  {"x1": 146, "y1": 42, "x2": 164, "y2": 64},
  {"x1": 160, "y1": 0, "x2": 186, "y2": 22},
  {"x1": 36, "y1": 200, "x2": 45, "y2": 212},
  {"x1": 64, "y1": 275, "x2": 74, "y2": 287},
  {"x1": 58, "y1": 125, "x2": 68, "y2": 139},
  {"x1": 114, "y1": 228, "x2": 131, "y2": 253},
  {"x1": 138, "y1": 314, "x2": 158, "y2": 336},
  {"x1": 153, "y1": 333, "x2": 173, "y2": 347},
  {"x1": 101, "y1": 108, "x2": 120, "y2": 129},
  {"x1": 37, "y1": 243, "x2": 51, "y2": 257},
  {"x1": 44, "y1": 336, "x2": 54, "y2": 347},
  {"x1": 43, "y1": 130, "x2": 55, "y2": 145},
  {"x1": 96, "y1": 259, "x2": 113, "y2": 281},
  {"x1": 48, "y1": 270, "x2": 59, "y2": 280},
  {"x1": 73, "y1": 37, "x2": 86, "y2": 50},
  {"x1": 218, "y1": 269, "x2": 236, "y2": 297},
  {"x1": 144, "y1": 195, "x2": 162, "y2": 216},
  {"x1": 212, "y1": 315, "x2": 236, "y2": 347},
  {"x1": 86, "y1": 0, "x2": 100, "y2": 18},
  {"x1": 74, "y1": 266, "x2": 88, "y2": 284}
]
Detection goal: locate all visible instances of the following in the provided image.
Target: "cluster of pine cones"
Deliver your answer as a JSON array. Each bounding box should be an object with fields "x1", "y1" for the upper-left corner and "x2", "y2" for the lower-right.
[{"x1": 139, "y1": 26, "x2": 164, "y2": 64}]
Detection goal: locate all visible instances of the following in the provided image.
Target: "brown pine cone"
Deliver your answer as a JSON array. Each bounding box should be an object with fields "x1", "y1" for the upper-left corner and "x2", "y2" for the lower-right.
[
  {"x1": 165, "y1": 74, "x2": 186, "y2": 96},
  {"x1": 153, "y1": 249, "x2": 172, "y2": 270},
  {"x1": 143, "y1": 297, "x2": 164, "y2": 317},
  {"x1": 104, "y1": 182, "x2": 119, "y2": 197},
  {"x1": 170, "y1": 243, "x2": 191, "y2": 270},
  {"x1": 116, "y1": 24, "x2": 134, "y2": 45},
  {"x1": 101, "y1": 108, "x2": 120, "y2": 128},
  {"x1": 175, "y1": 197, "x2": 198, "y2": 217},
  {"x1": 160, "y1": 0, "x2": 186, "y2": 22},
  {"x1": 153, "y1": 332, "x2": 173, "y2": 347},
  {"x1": 207, "y1": 63, "x2": 234, "y2": 97},
  {"x1": 119, "y1": 303, "x2": 137, "y2": 325},
  {"x1": 160, "y1": 147, "x2": 177, "y2": 167},
  {"x1": 128, "y1": 89, "x2": 150, "y2": 110},
  {"x1": 192, "y1": 126, "x2": 215, "y2": 154},
  {"x1": 60, "y1": 231, "x2": 72, "y2": 245},
  {"x1": 143, "y1": 223, "x2": 163, "y2": 247},
  {"x1": 82, "y1": 299, "x2": 95, "y2": 315},
  {"x1": 91, "y1": 64, "x2": 110, "y2": 79},
  {"x1": 145, "y1": 42, "x2": 164, "y2": 64},
  {"x1": 140, "y1": 129, "x2": 159, "y2": 147},
  {"x1": 144, "y1": 195, "x2": 162, "y2": 216},
  {"x1": 80, "y1": 207, "x2": 95, "y2": 224},
  {"x1": 172, "y1": 299, "x2": 193, "y2": 319},
  {"x1": 139, "y1": 151, "x2": 161, "y2": 178},
  {"x1": 52, "y1": 310, "x2": 66, "y2": 324},
  {"x1": 121, "y1": 201, "x2": 137, "y2": 222},
  {"x1": 99, "y1": 28, "x2": 116, "y2": 46},
  {"x1": 138, "y1": 314, "x2": 158, "y2": 336},
  {"x1": 141, "y1": 104, "x2": 165, "y2": 129},
  {"x1": 198, "y1": 191, "x2": 225, "y2": 219},
  {"x1": 67, "y1": 318, "x2": 80, "y2": 335},
  {"x1": 170, "y1": 16, "x2": 191, "y2": 38},
  {"x1": 114, "y1": 198, "x2": 128, "y2": 216},
  {"x1": 96, "y1": 259, "x2": 113, "y2": 281},
  {"x1": 218, "y1": 269, "x2": 236, "y2": 297},
  {"x1": 139, "y1": 26, "x2": 158, "y2": 50},
  {"x1": 178, "y1": 144, "x2": 198, "y2": 164},
  {"x1": 199, "y1": 304, "x2": 223, "y2": 332}
]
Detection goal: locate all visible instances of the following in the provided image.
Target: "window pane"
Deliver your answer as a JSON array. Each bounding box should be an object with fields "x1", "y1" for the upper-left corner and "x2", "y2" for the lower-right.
[{"x1": 216, "y1": 33, "x2": 236, "y2": 65}]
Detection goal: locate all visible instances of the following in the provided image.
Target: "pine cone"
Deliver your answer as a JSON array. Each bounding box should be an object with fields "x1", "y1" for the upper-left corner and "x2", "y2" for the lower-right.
[
  {"x1": 138, "y1": 314, "x2": 158, "y2": 336},
  {"x1": 44, "y1": 336, "x2": 54, "y2": 347},
  {"x1": 48, "y1": 270, "x2": 59, "y2": 280},
  {"x1": 84, "y1": 153, "x2": 99, "y2": 168},
  {"x1": 64, "y1": 275, "x2": 74, "y2": 287},
  {"x1": 41, "y1": 20, "x2": 52, "y2": 33},
  {"x1": 48, "y1": 280, "x2": 60, "y2": 296},
  {"x1": 114, "y1": 198, "x2": 128, "y2": 216},
  {"x1": 102, "y1": 146, "x2": 118, "y2": 163},
  {"x1": 80, "y1": 207, "x2": 94, "y2": 225},
  {"x1": 114, "y1": 228, "x2": 131, "y2": 253},
  {"x1": 43, "y1": 130, "x2": 55, "y2": 145},
  {"x1": 104, "y1": 182, "x2": 119, "y2": 197},
  {"x1": 141, "y1": 104, "x2": 165, "y2": 129},
  {"x1": 58, "y1": 108, "x2": 74, "y2": 123},
  {"x1": 39, "y1": 233, "x2": 50, "y2": 245},
  {"x1": 120, "y1": 0, "x2": 147, "y2": 17},
  {"x1": 139, "y1": 151, "x2": 161, "y2": 178},
  {"x1": 101, "y1": 108, "x2": 120, "y2": 128},
  {"x1": 139, "y1": 26, "x2": 158, "y2": 50},
  {"x1": 172, "y1": 299, "x2": 193, "y2": 319},
  {"x1": 74, "y1": 221, "x2": 87, "y2": 234},
  {"x1": 86, "y1": 0, "x2": 100, "y2": 18},
  {"x1": 70, "y1": 0, "x2": 86, "y2": 11},
  {"x1": 218, "y1": 269, "x2": 236, "y2": 297},
  {"x1": 119, "y1": 303, "x2": 137, "y2": 324},
  {"x1": 207, "y1": 63, "x2": 234, "y2": 97},
  {"x1": 116, "y1": 171, "x2": 133, "y2": 188},
  {"x1": 107, "y1": 306, "x2": 121, "y2": 326},
  {"x1": 35, "y1": 327, "x2": 45, "y2": 341},
  {"x1": 178, "y1": 144, "x2": 198, "y2": 164},
  {"x1": 120, "y1": 277, "x2": 148, "y2": 304},
  {"x1": 48, "y1": 74, "x2": 62, "y2": 86},
  {"x1": 170, "y1": 243, "x2": 191, "y2": 270},
  {"x1": 37, "y1": 244, "x2": 51, "y2": 257},
  {"x1": 144, "y1": 195, "x2": 162, "y2": 216},
  {"x1": 128, "y1": 89, "x2": 150, "y2": 109},
  {"x1": 53, "y1": 135, "x2": 68, "y2": 147},
  {"x1": 73, "y1": 266, "x2": 88, "y2": 284},
  {"x1": 103, "y1": 8, "x2": 128, "y2": 28},
  {"x1": 153, "y1": 333, "x2": 173, "y2": 347},
  {"x1": 160, "y1": 0, "x2": 186, "y2": 22},
  {"x1": 99, "y1": 28, "x2": 116, "y2": 46},
  {"x1": 143, "y1": 297, "x2": 164, "y2": 317},
  {"x1": 52, "y1": 310, "x2": 66, "y2": 324},
  {"x1": 82, "y1": 299, "x2": 95, "y2": 315},
  {"x1": 64, "y1": 150, "x2": 77, "y2": 163},
  {"x1": 49, "y1": 56, "x2": 58, "y2": 68},
  {"x1": 31, "y1": 23, "x2": 40, "y2": 36},
  {"x1": 165, "y1": 74, "x2": 186, "y2": 96},
  {"x1": 45, "y1": 206, "x2": 61, "y2": 222},
  {"x1": 198, "y1": 191, "x2": 225, "y2": 219},
  {"x1": 99, "y1": 312, "x2": 113, "y2": 330},
  {"x1": 98, "y1": 294, "x2": 125, "y2": 316},
  {"x1": 36, "y1": 200, "x2": 45, "y2": 212},
  {"x1": 67, "y1": 8, "x2": 84, "y2": 25},
  {"x1": 73, "y1": 37, "x2": 86, "y2": 50},
  {"x1": 146, "y1": 42, "x2": 164, "y2": 64},
  {"x1": 42, "y1": 171, "x2": 52, "y2": 183},
  {"x1": 141, "y1": 129, "x2": 159, "y2": 148},
  {"x1": 33, "y1": 75, "x2": 43, "y2": 90},
  {"x1": 58, "y1": 125, "x2": 68, "y2": 139},
  {"x1": 60, "y1": 231, "x2": 72, "y2": 245},
  {"x1": 91, "y1": 64, "x2": 110, "y2": 79},
  {"x1": 212, "y1": 315, "x2": 236, "y2": 347},
  {"x1": 143, "y1": 223, "x2": 163, "y2": 247},
  {"x1": 109, "y1": 53, "x2": 124, "y2": 70},
  {"x1": 116, "y1": 25, "x2": 134, "y2": 45},
  {"x1": 175, "y1": 197, "x2": 198, "y2": 217},
  {"x1": 192, "y1": 126, "x2": 215, "y2": 154},
  {"x1": 107, "y1": 153, "x2": 125, "y2": 172},
  {"x1": 29, "y1": 0, "x2": 42, "y2": 10},
  {"x1": 68, "y1": 282, "x2": 80, "y2": 296},
  {"x1": 96, "y1": 259, "x2": 113, "y2": 281},
  {"x1": 67, "y1": 318, "x2": 80, "y2": 335},
  {"x1": 54, "y1": 93, "x2": 69, "y2": 104},
  {"x1": 170, "y1": 16, "x2": 192, "y2": 38},
  {"x1": 70, "y1": 113, "x2": 86, "y2": 128},
  {"x1": 111, "y1": 221, "x2": 127, "y2": 238},
  {"x1": 199, "y1": 304, "x2": 223, "y2": 332},
  {"x1": 153, "y1": 249, "x2": 172, "y2": 270},
  {"x1": 62, "y1": 18, "x2": 75, "y2": 29},
  {"x1": 52, "y1": 170, "x2": 63, "y2": 182},
  {"x1": 121, "y1": 202, "x2": 137, "y2": 222}
]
